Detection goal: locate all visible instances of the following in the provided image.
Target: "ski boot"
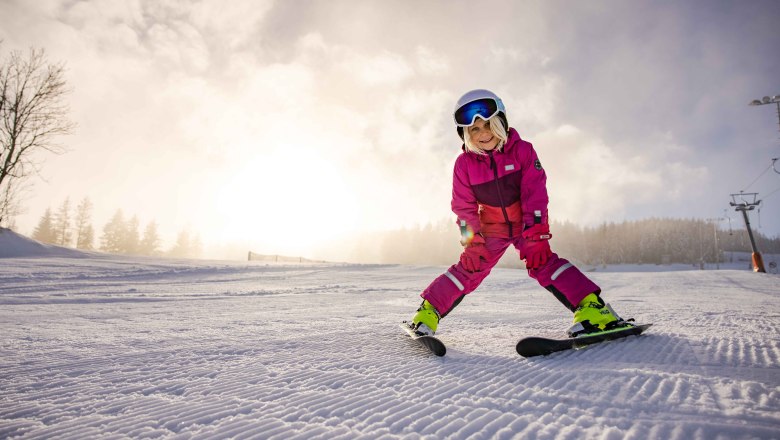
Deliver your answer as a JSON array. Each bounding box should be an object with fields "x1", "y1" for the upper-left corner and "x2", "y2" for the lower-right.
[
  {"x1": 567, "y1": 293, "x2": 626, "y2": 337},
  {"x1": 410, "y1": 300, "x2": 440, "y2": 336}
]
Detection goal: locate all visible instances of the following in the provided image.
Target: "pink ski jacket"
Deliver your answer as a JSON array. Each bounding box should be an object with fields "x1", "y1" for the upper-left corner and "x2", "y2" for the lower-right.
[{"x1": 452, "y1": 128, "x2": 549, "y2": 238}]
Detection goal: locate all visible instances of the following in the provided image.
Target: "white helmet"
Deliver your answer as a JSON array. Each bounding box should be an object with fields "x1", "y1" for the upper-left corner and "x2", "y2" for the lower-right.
[{"x1": 453, "y1": 89, "x2": 508, "y2": 140}]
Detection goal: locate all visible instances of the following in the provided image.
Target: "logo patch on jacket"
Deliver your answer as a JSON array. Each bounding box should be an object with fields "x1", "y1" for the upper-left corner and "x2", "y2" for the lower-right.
[
  {"x1": 534, "y1": 159, "x2": 543, "y2": 170},
  {"x1": 505, "y1": 164, "x2": 515, "y2": 171}
]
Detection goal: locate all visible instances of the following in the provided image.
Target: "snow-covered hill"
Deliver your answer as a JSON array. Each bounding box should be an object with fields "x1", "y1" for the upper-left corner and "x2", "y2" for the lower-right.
[
  {"x1": 0, "y1": 228, "x2": 94, "y2": 258},
  {"x1": 1, "y1": 232, "x2": 779, "y2": 439}
]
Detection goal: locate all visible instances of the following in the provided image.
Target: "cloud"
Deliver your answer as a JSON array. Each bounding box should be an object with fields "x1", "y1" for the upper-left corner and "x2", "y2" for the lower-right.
[
  {"x1": 149, "y1": 31, "x2": 458, "y2": 237},
  {"x1": 347, "y1": 51, "x2": 414, "y2": 86},
  {"x1": 536, "y1": 125, "x2": 709, "y2": 225},
  {"x1": 415, "y1": 46, "x2": 450, "y2": 76}
]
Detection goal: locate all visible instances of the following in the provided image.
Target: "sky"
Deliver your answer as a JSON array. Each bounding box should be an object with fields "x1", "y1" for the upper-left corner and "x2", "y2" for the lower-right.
[{"x1": 1, "y1": 0, "x2": 779, "y2": 259}]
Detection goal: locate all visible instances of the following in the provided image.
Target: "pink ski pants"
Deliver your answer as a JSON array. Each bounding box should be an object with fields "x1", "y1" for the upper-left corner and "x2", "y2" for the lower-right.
[{"x1": 421, "y1": 235, "x2": 599, "y2": 317}]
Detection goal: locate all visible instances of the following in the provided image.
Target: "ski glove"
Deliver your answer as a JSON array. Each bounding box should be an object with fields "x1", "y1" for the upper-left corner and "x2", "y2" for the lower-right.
[
  {"x1": 460, "y1": 233, "x2": 490, "y2": 273},
  {"x1": 521, "y1": 224, "x2": 553, "y2": 270}
]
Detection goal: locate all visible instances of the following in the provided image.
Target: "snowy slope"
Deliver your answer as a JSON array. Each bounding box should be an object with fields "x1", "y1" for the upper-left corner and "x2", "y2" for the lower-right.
[
  {"x1": 1, "y1": 237, "x2": 779, "y2": 438},
  {"x1": 0, "y1": 228, "x2": 94, "y2": 258}
]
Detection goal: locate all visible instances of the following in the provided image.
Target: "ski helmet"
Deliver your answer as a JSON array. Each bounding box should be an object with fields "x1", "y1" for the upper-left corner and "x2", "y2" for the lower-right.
[{"x1": 453, "y1": 89, "x2": 508, "y2": 140}]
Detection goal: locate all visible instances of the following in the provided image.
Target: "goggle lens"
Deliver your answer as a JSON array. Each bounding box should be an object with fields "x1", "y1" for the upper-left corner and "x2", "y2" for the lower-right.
[{"x1": 454, "y1": 98, "x2": 499, "y2": 126}]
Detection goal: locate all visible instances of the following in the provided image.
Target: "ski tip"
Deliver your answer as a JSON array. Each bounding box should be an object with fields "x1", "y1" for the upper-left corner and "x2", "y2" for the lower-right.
[
  {"x1": 401, "y1": 322, "x2": 446, "y2": 356},
  {"x1": 632, "y1": 323, "x2": 653, "y2": 333}
]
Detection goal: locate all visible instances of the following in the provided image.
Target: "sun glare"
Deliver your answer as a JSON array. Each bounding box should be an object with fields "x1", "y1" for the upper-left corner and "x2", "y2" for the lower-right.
[{"x1": 210, "y1": 150, "x2": 359, "y2": 255}]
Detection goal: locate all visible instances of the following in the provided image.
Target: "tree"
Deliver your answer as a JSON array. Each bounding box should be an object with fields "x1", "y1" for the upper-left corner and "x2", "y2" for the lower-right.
[
  {"x1": 32, "y1": 207, "x2": 56, "y2": 243},
  {"x1": 0, "y1": 46, "x2": 74, "y2": 225},
  {"x1": 124, "y1": 215, "x2": 140, "y2": 254},
  {"x1": 0, "y1": 176, "x2": 25, "y2": 228},
  {"x1": 139, "y1": 221, "x2": 162, "y2": 256},
  {"x1": 52, "y1": 197, "x2": 71, "y2": 246},
  {"x1": 74, "y1": 197, "x2": 94, "y2": 250},
  {"x1": 169, "y1": 228, "x2": 202, "y2": 259},
  {"x1": 100, "y1": 209, "x2": 126, "y2": 254},
  {"x1": 77, "y1": 223, "x2": 95, "y2": 251}
]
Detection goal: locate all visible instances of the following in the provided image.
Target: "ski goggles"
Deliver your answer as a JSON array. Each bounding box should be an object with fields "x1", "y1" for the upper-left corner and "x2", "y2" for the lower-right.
[{"x1": 453, "y1": 98, "x2": 503, "y2": 127}]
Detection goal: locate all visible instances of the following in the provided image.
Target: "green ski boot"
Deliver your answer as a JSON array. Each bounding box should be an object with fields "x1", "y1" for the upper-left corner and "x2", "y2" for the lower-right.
[
  {"x1": 411, "y1": 300, "x2": 440, "y2": 336},
  {"x1": 567, "y1": 293, "x2": 625, "y2": 337}
]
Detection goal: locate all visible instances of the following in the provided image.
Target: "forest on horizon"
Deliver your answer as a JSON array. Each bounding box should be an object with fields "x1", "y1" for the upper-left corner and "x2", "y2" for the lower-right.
[
  {"x1": 359, "y1": 217, "x2": 780, "y2": 268},
  {"x1": 18, "y1": 197, "x2": 780, "y2": 266}
]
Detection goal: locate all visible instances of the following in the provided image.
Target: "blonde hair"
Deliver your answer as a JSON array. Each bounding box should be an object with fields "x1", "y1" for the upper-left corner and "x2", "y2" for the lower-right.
[{"x1": 463, "y1": 115, "x2": 508, "y2": 155}]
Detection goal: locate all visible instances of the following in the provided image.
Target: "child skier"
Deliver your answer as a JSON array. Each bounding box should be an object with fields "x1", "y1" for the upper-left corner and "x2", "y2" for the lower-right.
[{"x1": 410, "y1": 89, "x2": 627, "y2": 338}]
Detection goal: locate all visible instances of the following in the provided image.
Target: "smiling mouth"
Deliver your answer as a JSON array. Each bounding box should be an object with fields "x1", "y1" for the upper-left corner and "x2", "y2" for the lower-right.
[{"x1": 480, "y1": 137, "x2": 494, "y2": 144}]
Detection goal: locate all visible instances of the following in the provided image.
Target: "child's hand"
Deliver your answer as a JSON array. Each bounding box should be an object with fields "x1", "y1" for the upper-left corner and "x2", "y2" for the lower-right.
[
  {"x1": 521, "y1": 224, "x2": 552, "y2": 269},
  {"x1": 460, "y1": 234, "x2": 489, "y2": 272}
]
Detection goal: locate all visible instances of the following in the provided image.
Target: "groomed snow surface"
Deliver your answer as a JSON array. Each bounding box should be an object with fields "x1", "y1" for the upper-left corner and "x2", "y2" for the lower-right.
[{"x1": 1, "y1": 229, "x2": 779, "y2": 439}]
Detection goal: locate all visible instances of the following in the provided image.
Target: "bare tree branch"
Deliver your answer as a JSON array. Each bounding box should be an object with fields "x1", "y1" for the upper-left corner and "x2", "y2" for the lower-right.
[{"x1": 0, "y1": 46, "x2": 74, "y2": 224}]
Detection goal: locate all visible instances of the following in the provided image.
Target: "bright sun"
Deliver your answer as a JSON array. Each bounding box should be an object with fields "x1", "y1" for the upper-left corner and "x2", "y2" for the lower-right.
[{"x1": 209, "y1": 150, "x2": 359, "y2": 255}]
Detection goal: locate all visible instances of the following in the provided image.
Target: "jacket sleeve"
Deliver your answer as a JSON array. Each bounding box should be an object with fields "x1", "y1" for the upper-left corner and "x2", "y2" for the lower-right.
[
  {"x1": 451, "y1": 155, "x2": 481, "y2": 234},
  {"x1": 518, "y1": 140, "x2": 550, "y2": 228}
]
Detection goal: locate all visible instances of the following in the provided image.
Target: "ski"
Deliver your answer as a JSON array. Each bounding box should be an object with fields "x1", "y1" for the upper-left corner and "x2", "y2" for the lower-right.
[
  {"x1": 516, "y1": 323, "x2": 652, "y2": 358},
  {"x1": 400, "y1": 322, "x2": 446, "y2": 357}
]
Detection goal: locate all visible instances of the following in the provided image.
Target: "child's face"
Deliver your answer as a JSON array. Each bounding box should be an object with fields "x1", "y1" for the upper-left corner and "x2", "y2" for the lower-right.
[{"x1": 467, "y1": 118, "x2": 499, "y2": 151}]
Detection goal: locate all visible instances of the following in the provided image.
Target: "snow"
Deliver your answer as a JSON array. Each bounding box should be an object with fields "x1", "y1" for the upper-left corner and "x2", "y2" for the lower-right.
[
  {"x1": 1, "y1": 228, "x2": 779, "y2": 439},
  {"x1": 0, "y1": 228, "x2": 95, "y2": 259}
]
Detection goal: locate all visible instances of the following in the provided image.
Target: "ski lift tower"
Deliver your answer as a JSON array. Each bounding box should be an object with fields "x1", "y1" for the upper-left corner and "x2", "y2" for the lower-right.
[
  {"x1": 749, "y1": 94, "x2": 780, "y2": 174},
  {"x1": 729, "y1": 192, "x2": 766, "y2": 273}
]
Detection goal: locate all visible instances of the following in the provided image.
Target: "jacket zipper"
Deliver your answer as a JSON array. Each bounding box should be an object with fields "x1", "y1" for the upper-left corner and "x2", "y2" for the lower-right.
[{"x1": 488, "y1": 150, "x2": 513, "y2": 237}]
